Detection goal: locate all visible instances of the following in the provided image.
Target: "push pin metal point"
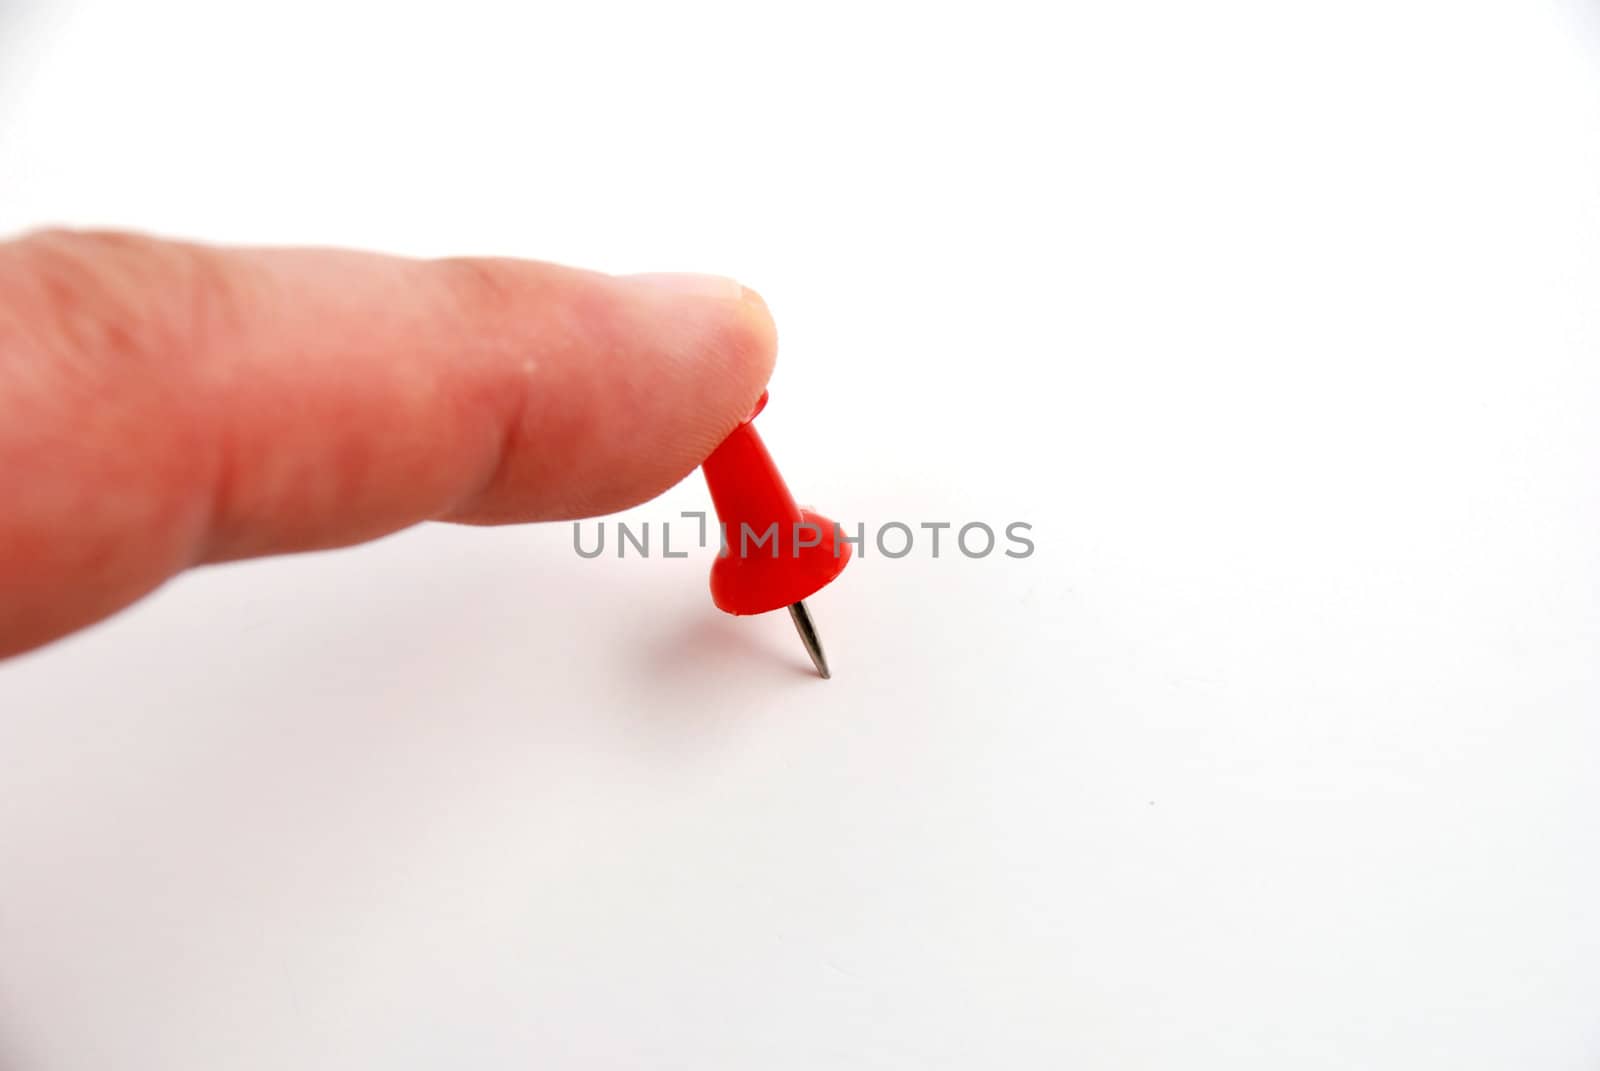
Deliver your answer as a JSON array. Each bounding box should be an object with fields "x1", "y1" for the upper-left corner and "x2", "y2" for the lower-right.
[
  {"x1": 700, "y1": 391, "x2": 850, "y2": 678},
  {"x1": 787, "y1": 600, "x2": 831, "y2": 679}
]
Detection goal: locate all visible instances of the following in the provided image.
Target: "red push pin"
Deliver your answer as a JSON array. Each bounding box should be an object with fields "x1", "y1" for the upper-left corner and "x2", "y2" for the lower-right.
[{"x1": 700, "y1": 391, "x2": 850, "y2": 678}]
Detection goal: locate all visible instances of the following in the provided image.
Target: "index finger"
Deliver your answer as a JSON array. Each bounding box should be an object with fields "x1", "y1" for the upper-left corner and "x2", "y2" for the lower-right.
[{"x1": 0, "y1": 230, "x2": 777, "y2": 657}]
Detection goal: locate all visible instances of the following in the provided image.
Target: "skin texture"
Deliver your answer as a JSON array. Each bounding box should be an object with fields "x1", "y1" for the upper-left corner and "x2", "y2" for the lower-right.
[{"x1": 0, "y1": 230, "x2": 777, "y2": 659}]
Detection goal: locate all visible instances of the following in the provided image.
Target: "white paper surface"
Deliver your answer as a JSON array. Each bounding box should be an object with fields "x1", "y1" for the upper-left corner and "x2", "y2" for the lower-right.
[{"x1": 2, "y1": 1, "x2": 1598, "y2": 1067}]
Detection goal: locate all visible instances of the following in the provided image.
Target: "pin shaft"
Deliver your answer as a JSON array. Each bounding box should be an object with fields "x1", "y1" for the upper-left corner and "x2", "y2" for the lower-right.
[{"x1": 787, "y1": 600, "x2": 831, "y2": 679}]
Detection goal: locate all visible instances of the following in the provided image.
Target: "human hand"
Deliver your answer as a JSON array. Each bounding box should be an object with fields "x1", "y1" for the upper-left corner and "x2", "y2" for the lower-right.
[{"x1": 0, "y1": 230, "x2": 776, "y2": 659}]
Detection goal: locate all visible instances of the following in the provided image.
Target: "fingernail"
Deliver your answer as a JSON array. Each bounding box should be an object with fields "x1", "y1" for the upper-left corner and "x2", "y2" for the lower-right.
[{"x1": 624, "y1": 272, "x2": 746, "y2": 301}]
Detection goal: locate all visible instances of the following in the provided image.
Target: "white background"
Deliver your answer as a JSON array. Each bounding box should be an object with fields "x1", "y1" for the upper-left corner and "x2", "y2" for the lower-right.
[{"x1": 2, "y1": 1, "x2": 1599, "y2": 1067}]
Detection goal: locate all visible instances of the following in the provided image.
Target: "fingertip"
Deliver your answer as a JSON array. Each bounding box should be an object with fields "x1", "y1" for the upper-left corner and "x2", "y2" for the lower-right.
[
  {"x1": 443, "y1": 267, "x2": 779, "y2": 524},
  {"x1": 701, "y1": 279, "x2": 780, "y2": 431},
  {"x1": 735, "y1": 283, "x2": 779, "y2": 385},
  {"x1": 617, "y1": 270, "x2": 779, "y2": 467}
]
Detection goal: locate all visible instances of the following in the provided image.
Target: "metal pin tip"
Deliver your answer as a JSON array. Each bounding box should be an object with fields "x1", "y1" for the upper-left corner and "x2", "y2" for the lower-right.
[{"x1": 787, "y1": 600, "x2": 831, "y2": 679}]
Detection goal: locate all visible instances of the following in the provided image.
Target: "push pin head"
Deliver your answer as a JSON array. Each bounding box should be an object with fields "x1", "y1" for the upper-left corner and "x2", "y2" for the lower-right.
[{"x1": 700, "y1": 391, "x2": 849, "y2": 677}]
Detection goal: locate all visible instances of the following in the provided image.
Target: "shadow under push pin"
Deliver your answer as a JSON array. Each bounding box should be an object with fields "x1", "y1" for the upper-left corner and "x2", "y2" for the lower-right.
[{"x1": 700, "y1": 391, "x2": 850, "y2": 678}]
